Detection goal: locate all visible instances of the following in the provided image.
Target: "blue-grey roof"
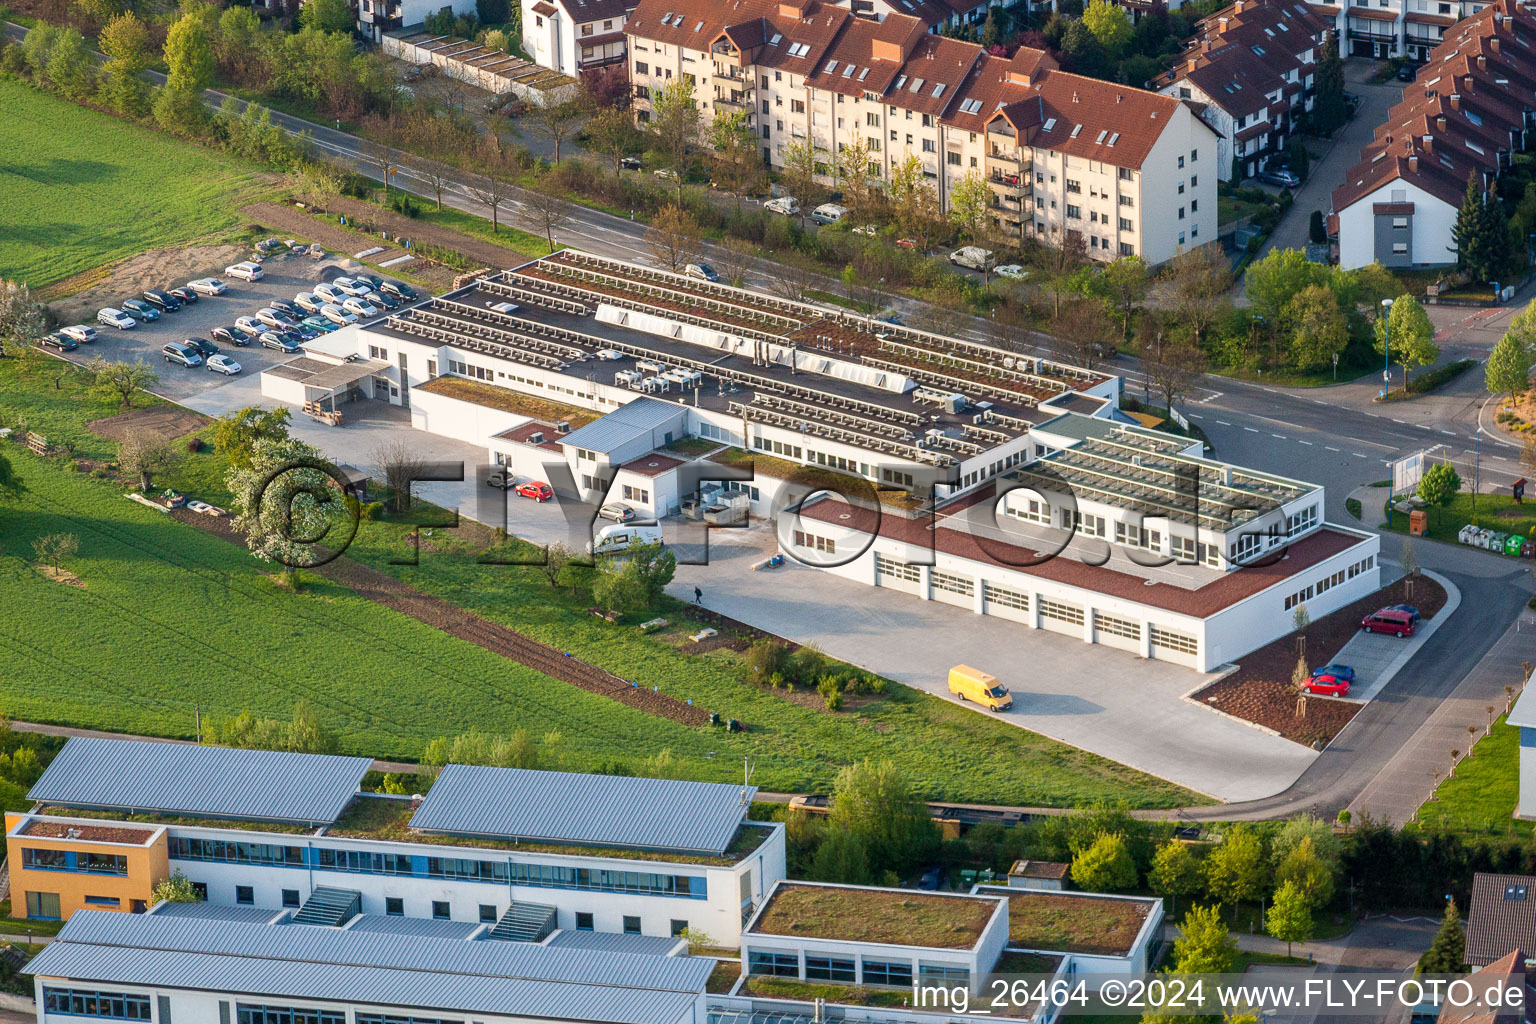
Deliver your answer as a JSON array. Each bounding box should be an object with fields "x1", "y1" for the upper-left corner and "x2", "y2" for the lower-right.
[
  {"x1": 26, "y1": 912, "x2": 713, "y2": 1024},
  {"x1": 344, "y1": 914, "x2": 486, "y2": 941},
  {"x1": 558, "y1": 398, "x2": 681, "y2": 455},
  {"x1": 409, "y1": 765, "x2": 753, "y2": 855},
  {"x1": 545, "y1": 930, "x2": 686, "y2": 957},
  {"x1": 27, "y1": 737, "x2": 371, "y2": 825},
  {"x1": 146, "y1": 903, "x2": 284, "y2": 925}
]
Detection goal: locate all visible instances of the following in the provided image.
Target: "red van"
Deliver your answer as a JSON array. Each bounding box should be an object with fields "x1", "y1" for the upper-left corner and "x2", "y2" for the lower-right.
[{"x1": 1361, "y1": 608, "x2": 1416, "y2": 637}]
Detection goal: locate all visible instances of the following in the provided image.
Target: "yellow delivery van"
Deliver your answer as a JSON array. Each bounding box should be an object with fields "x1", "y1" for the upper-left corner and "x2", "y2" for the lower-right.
[{"x1": 948, "y1": 664, "x2": 1012, "y2": 711}]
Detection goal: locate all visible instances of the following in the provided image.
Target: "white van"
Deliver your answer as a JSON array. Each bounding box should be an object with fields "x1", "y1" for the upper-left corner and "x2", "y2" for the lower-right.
[
  {"x1": 589, "y1": 523, "x2": 663, "y2": 555},
  {"x1": 811, "y1": 203, "x2": 849, "y2": 225}
]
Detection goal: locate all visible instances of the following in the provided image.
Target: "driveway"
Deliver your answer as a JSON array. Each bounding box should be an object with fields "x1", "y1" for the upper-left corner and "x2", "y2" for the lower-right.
[{"x1": 1246, "y1": 61, "x2": 1405, "y2": 274}]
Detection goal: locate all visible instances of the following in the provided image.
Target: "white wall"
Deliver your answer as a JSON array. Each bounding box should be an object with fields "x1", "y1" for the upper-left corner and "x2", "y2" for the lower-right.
[
  {"x1": 410, "y1": 386, "x2": 529, "y2": 441},
  {"x1": 1336, "y1": 177, "x2": 1459, "y2": 270}
]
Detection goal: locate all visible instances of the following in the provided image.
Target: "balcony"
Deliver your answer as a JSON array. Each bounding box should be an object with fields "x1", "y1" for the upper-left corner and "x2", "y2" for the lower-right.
[
  {"x1": 988, "y1": 171, "x2": 1032, "y2": 198},
  {"x1": 714, "y1": 91, "x2": 753, "y2": 109},
  {"x1": 986, "y1": 147, "x2": 1022, "y2": 167}
]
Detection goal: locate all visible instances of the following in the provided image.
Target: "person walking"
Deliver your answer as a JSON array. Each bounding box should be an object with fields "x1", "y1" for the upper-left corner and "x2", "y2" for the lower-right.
[{"x1": 694, "y1": 586, "x2": 703, "y2": 605}]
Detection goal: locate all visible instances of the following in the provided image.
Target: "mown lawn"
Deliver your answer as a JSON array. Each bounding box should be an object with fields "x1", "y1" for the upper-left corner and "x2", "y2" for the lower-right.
[
  {"x1": 1417, "y1": 714, "x2": 1530, "y2": 835},
  {"x1": 1381, "y1": 492, "x2": 1536, "y2": 551},
  {"x1": 0, "y1": 360, "x2": 1202, "y2": 807},
  {"x1": 0, "y1": 80, "x2": 274, "y2": 288}
]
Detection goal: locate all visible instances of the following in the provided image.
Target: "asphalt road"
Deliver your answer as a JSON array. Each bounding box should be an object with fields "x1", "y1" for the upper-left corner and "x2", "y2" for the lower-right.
[{"x1": 13, "y1": 18, "x2": 1535, "y2": 818}]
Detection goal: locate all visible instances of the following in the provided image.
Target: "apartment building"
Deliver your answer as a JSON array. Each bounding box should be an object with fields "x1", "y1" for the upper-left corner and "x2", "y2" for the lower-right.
[
  {"x1": 10, "y1": 738, "x2": 786, "y2": 948},
  {"x1": 1153, "y1": 0, "x2": 1329, "y2": 181},
  {"x1": 355, "y1": 0, "x2": 474, "y2": 43},
  {"x1": 1331, "y1": 0, "x2": 1535, "y2": 268},
  {"x1": 625, "y1": 0, "x2": 1218, "y2": 263},
  {"x1": 1308, "y1": 0, "x2": 1491, "y2": 60},
  {"x1": 521, "y1": 0, "x2": 633, "y2": 75}
]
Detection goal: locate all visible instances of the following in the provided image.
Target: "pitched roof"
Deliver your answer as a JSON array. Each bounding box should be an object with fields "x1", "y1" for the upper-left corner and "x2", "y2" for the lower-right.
[
  {"x1": 1469, "y1": 874, "x2": 1536, "y2": 967},
  {"x1": 409, "y1": 763, "x2": 754, "y2": 854},
  {"x1": 558, "y1": 396, "x2": 683, "y2": 454},
  {"x1": 1017, "y1": 72, "x2": 1189, "y2": 168},
  {"x1": 27, "y1": 737, "x2": 371, "y2": 826},
  {"x1": 554, "y1": 0, "x2": 633, "y2": 23},
  {"x1": 1333, "y1": 0, "x2": 1536, "y2": 215},
  {"x1": 1154, "y1": 0, "x2": 1326, "y2": 118},
  {"x1": 1440, "y1": 949, "x2": 1536, "y2": 1024}
]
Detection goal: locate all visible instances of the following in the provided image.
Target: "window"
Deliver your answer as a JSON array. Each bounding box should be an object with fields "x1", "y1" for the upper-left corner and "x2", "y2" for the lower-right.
[
  {"x1": 635, "y1": 61, "x2": 648, "y2": 75},
  {"x1": 1066, "y1": 178, "x2": 1081, "y2": 193},
  {"x1": 432, "y1": 901, "x2": 451, "y2": 920},
  {"x1": 947, "y1": 151, "x2": 961, "y2": 166},
  {"x1": 624, "y1": 915, "x2": 642, "y2": 934},
  {"x1": 1286, "y1": 504, "x2": 1318, "y2": 537},
  {"x1": 1178, "y1": 206, "x2": 1185, "y2": 220},
  {"x1": 43, "y1": 989, "x2": 153, "y2": 1021},
  {"x1": 236, "y1": 1006, "x2": 346, "y2": 1024},
  {"x1": 983, "y1": 581, "x2": 1029, "y2": 611},
  {"x1": 1150, "y1": 625, "x2": 1198, "y2": 655},
  {"x1": 931, "y1": 569, "x2": 974, "y2": 597},
  {"x1": 671, "y1": 919, "x2": 689, "y2": 937},
  {"x1": 384, "y1": 896, "x2": 403, "y2": 915},
  {"x1": 1119, "y1": 166, "x2": 1133, "y2": 181},
  {"x1": 1392, "y1": 216, "x2": 1408, "y2": 229},
  {"x1": 874, "y1": 552, "x2": 922, "y2": 583},
  {"x1": 806, "y1": 956, "x2": 857, "y2": 982},
  {"x1": 792, "y1": 530, "x2": 836, "y2": 555},
  {"x1": 1038, "y1": 598, "x2": 1085, "y2": 626},
  {"x1": 1190, "y1": 199, "x2": 1198, "y2": 213},
  {"x1": 1094, "y1": 611, "x2": 1141, "y2": 641},
  {"x1": 236, "y1": 885, "x2": 254, "y2": 906},
  {"x1": 1066, "y1": 204, "x2": 1082, "y2": 220},
  {"x1": 1191, "y1": 148, "x2": 1198, "y2": 162},
  {"x1": 1177, "y1": 155, "x2": 1185, "y2": 168},
  {"x1": 621, "y1": 484, "x2": 650, "y2": 504},
  {"x1": 283, "y1": 889, "x2": 301, "y2": 909},
  {"x1": 21, "y1": 848, "x2": 68, "y2": 871},
  {"x1": 919, "y1": 964, "x2": 970, "y2": 987},
  {"x1": 1119, "y1": 217, "x2": 1133, "y2": 232},
  {"x1": 576, "y1": 912, "x2": 594, "y2": 930},
  {"x1": 480, "y1": 904, "x2": 498, "y2": 923},
  {"x1": 863, "y1": 960, "x2": 913, "y2": 986},
  {"x1": 1392, "y1": 242, "x2": 1408, "y2": 254},
  {"x1": 1119, "y1": 194, "x2": 1134, "y2": 207},
  {"x1": 922, "y1": 139, "x2": 936, "y2": 153},
  {"x1": 749, "y1": 951, "x2": 800, "y2": 977},
  {"x1": 357, "y1": 1017, "x2": 463, "y2": 1024},
  {"x1": 1178, "y1": 181, "x2": 1185, "y2": 194},
  {"x1": 170, "y1": 838, "x2": 303, "y2": 868},
  {"x1": 83, "y1": 895, "x2": 120, "y2": 906},
  {"x1": 25, "y1": 891, "x2": 60, "y2": 919}
]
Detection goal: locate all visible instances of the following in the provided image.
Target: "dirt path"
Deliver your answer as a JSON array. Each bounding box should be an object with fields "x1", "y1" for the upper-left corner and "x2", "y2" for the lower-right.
[
  {"x1": 43, "y1": 243, "x2": 250, "y2": 320},
  {"x1": 322, "y1": 195, "x2": 534, "y2": 272},
  {"x1": 167, "y1": 508, "x2": 713, "y2": 727}
]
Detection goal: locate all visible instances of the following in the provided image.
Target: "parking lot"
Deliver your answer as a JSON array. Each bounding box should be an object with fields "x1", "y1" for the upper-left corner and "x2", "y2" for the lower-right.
[{"x1": 54, "y1": 249, "x2": 392, "y2": 403}]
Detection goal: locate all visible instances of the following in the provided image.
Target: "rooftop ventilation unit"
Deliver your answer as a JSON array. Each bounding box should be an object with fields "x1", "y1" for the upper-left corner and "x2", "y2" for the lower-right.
[
  {"x1": 556, "y1": 420, "x2": 571, "y2": 434},
  {"x1": 529, "y1": 431, "x2": 545, "y2": 445}
]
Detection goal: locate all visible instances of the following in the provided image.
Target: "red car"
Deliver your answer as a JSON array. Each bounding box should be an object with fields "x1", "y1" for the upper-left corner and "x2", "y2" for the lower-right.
[
  {"x1": 515, "y1": 481, "x2": 553, "y2": 502},
  {"x1": 1305, "y1": 674, "x2": 1350, "y2": 697},
  {"x1": 1361, "y1": 608, "x2": 1416, "y2": 637}
]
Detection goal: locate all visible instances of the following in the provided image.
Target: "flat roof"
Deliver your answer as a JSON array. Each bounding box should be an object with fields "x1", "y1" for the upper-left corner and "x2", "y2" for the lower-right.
[
  {"x1": 27, "y1": 738, "x2": 371, "y2": 826},
  {"x1": 26, "y1": 912, "x2": 712, "y2": 1024},
  {"x1": 408, "y1": 764, "x2": 754, "y2": 855},
  {"x1": 972, "y1": 886, "x2": 1155, "y2": 956},
  {"x1": 749, "y1": 882, "x2": 1002, "y2": 950},
  {"x1": 17, "y1": 819, "x2": 158, "y2": 846},
  {"x1": 799, "y1": 495, "x2": 1368, "y2": 619},
  {"x1": 560, "y1": 397, "x2": 681, "y2": 454}
]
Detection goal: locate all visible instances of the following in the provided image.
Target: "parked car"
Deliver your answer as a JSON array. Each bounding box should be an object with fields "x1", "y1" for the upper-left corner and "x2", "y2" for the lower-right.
[
  {"x1": 365, "y1": 289, "x2": 399, "y2": 310},
  {"x1": 181, "y1": 337, "x2": 219, "y2": 358},
  {"x1": 947, "y1": 664, "x2": 1013, "y2": 711},
  {"x1": 168, "y1": 286, "x2": 199, "y2": 304},
  {"x1": 276, "y1": 327, "x2": 309, "y2": 347},
  {"x1": 764, "y1": 196, "x2": 800, "y2": 216},
  {"x1": 256, "y1": 307, "x2": 296, "y2": 329},
  {"x1": 39, "y1": 332, "x2": 79, "y2": 352},
  {"x1": 314, "y1": 282, "x2": 344, "y2": 304},
  {"x1": 1311, "y1": 664, "x2": 1356, "y2": 683},
  {"x1": 515, "y1": 480, "x2": 554, "y2": 501},
  {"x1": 143, "y1": 289, "x2": 182, "y2": 313},
  {"x1": 231, "y1": 323, "x2": 263, "y2": 343},
  {"x1": 918, "y1": 866, "x2": 945, "y2": 891},
  {"x1": 851, "y1": 223, "x2": 878, "y2": 237},
  {"x1": 810, "y1": 203, "x2": 850, "y2": 225},
  {"x1": 302, "y1": 315, "x2": 340, "y2": 333},
  {"x1": 225, "y1": 261, "x2": 263, "y2": 282},
  {"x1": 683, "y1": 263, "x2": 719, "y2": 282},
  {"x1": 289, "y1": 321, "x2": 323, "y2": 340},
  {"x1": 1361, "y1": 607, "x2": 1416, "y2": 637},
  {"x1": 295, "y1": 292, "x2": 323, "y2": 314},
  {"x1": 234, "y1": 315, "x2": 263, "y2": 333},
  {"x1": 59, "y1": 324, "x2": 97, "y2": 344},
  {"x1": 1397, "y1": 63, "x2": 1417, "y2": 81},
  {"x1": 320, "y1": 303, "x2": 358, "y2": 326},
  {"x1": 1258, "y1": 167, "x2": 1301, "y2": 188},
  {"x1": 187, "y1": 277, "x2": 227, "y2": 296},
  {"x1": 259, "y1": 332, "x2": 301, "y2": 353},
  {"x1": 896, "y1": 237, "x2": 920, "y2": 249},
  {"x1": 269, "y1": 298, "x2": 302, "y2": 317},
  {"x1": 351, "y1": 273, "x2": 383, "y2": 292},
  {"x1": 331, "y1": 277, "x2": 371, "y2": 297},
  {"x1": 598, "y1": 502, "x2": 636, "y2": 523},
  {"x1": 380, "y1": 279, "x2": 419, "y2": 301},
  {"x1": 342, "y1": 296, "x2": 379, "y2": 318},
  {"x1": 97, "y1": 308, "x2": 137, "y2": 330},
  {"x1": 949, "y1": 246, "x2": 994, "y2": 270},
  {"x1": 207, "y1": 354, "x2": 242, "y2": 376},
  {"x1": 619, "y1": 156, "x2": 642, "y2": 170},
  {"x1": 211, "y1": 327, "x2": 247, "y2": 347},
  {"x1": 1305, "y1": 674, "x2": 1351, "y2": 697},
  {"x1": 653, "y1": 168, "x2": 680, "y2": 182},
  {"x1": 161, "y1": 342, "x2": 203, "y2": 367},
  {"x1": 1388, "y1": 604, "x2": 1421, "y2": 622},
  {"x1": 486, "y1": 469, "x2": 514, "y2": 489},
  {"x1": 121, "y1": 298, "x2": 160, "y2": 321},
  {"x1": 994, "y1": 264, "x2": 1028, "y2": 280}
]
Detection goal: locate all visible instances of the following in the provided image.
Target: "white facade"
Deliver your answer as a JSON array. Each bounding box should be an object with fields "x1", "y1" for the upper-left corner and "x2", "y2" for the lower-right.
[
  {"x1": 1335, "y1": 175, "x2": 1458, "y2": 269},
  {"x1": 522, "y1": 0, "x2": 630, "y2": 75}
]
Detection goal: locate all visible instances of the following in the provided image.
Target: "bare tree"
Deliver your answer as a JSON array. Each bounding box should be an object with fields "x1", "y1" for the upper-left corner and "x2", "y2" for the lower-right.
[
  {"x1": 1051, "y1": 297, "x2": 1111, "y2": 371},
  {"x1": 712, "y1": 237, "x2": 758, "y2": 288},
  {"x1": 1143, "y1": 337, "x2": 1207, "y2": 413},
  {"x1": 646, "y1": 204, "x2": 703, "y2": 272},
  {"x1": 118, "y1": 428, "x2": 178, "y2": 491},
  {"x1": 371, "y1": 439, "x2": 427, "y2": 513},
  {"x1": 465, "y1": 168, "x2": 514, "y2": 234},
  {"x1": 32, "y1": 532, "x2": 79, "y2": 573},
  {"x1": 766, "y1": 261, "x2": 818, "y2": 303},
  {"x1": 1164, "y1": 244, "x2": 1232, "y2": 344},
  {"x1": 358, "y1": 137, "x2": 397, "y2": 197},
  {"x1": 528, "y1": 98, "x2": 587, "y2": 164},
  {"x1": 521, "y1": 177, "x2": 573, "y2": 252}
]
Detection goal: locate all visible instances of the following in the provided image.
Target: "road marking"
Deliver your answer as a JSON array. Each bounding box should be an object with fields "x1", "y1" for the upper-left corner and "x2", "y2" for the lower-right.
[
  {"x1": 1391, "y1": 418, "x2": 1407, "y2": 424},
  {"x1": 1187, "y1": 413, "x2": 1204, "y2": 419},
  {"x1": 1244, "y1": 427, "x2": 1260, "y2": 433},
  {"x1": 1271, "y1": 433, "x2": 1287, "y2": 439},
  {"x1": 1297, "y1": 440, "x2": 1313, "y2": 445},
  {"x1": 1414, "y1": 424, "x2": 1433, "y2": 430},
  {"x1": 1440, "y1": 430, "x2": 1457, "y2": 435},
  {"x1": 1326, "y1": 446, "x2": 1341, "y2": 452},
  {"x1": 1353, "y1": 452, "x2": 1368, "y2": 458},
  {"x1": 1215, "y1": 420, "x2": 1232, "y2": 426}
]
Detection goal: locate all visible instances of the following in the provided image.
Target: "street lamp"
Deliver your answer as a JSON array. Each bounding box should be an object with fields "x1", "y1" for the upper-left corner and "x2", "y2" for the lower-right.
[
  {"x1": 1380, "y1": 298, "x2": 1394, "y2": 399},
  {"x1": 1474, "y1": 427, "x2": 1484, "y2": 527}
]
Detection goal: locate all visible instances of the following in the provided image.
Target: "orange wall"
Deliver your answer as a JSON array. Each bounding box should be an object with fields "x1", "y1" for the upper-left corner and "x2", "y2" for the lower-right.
[{"x1": 7, "y1": 814, "x2": 167, "y2": 921}]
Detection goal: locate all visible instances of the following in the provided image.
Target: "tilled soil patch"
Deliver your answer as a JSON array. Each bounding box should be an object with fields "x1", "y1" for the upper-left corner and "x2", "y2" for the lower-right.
[
  {"x1": 87, "y1": 406, "x2": 210, "y2": 444},
  {"x1": 1192, "y1": 574, "x2": 1448, "y2": 747}
]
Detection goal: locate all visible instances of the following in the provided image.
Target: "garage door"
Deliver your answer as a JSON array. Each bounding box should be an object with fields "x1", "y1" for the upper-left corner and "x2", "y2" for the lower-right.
[
  {"x1": 930, "y1": 568, "x2": 974, "y2": 609},
  {"x1": 981, "y1": 580, "x2": 1031, "y2": 624},
  {"x1": 1149, "y1": 625, "x2": 1199, "y2": 668},
  {"x1": 1037, "y1": 597, "x2": 1085, "y2": 638},
  {"x1": 1093, "y1": 611, "x2": 1142, "y2": 654},
  {"x1": 874, "y1": 552, "x2": 922, "y2": 595}
]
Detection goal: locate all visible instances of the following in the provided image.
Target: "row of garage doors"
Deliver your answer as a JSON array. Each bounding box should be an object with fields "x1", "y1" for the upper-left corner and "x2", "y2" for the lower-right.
[{"x1": 873, "y1": 553, "x2": 1200, "y2": 667}]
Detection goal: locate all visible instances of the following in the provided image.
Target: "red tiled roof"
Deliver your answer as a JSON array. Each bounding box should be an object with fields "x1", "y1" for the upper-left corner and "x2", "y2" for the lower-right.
[
  {"x1": 1372, "y1": 202, "x2": 1414, "y2": 214},
  {"x1": 581, "y1": 30, "x2": 626, "y2": 45},
  {"x1": 561, "y1": 0, "x2": 634, "y2": 23},
  {"x1": 1346, "y1": 7, "x2": 1399, "y2": 21},
  {"x1": 1406, "y1": 11, "x2": 1457, "y2": 26},
  {"x1": 799, "y1": 497, "x2": 1369, "y2": 619}
]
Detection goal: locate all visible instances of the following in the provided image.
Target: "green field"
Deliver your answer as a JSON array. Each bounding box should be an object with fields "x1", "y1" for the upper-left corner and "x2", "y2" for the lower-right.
[
  {"x1": 0, "y1": 80, "x2": 272, "y2": 287},
  {"x1": 0, "y1": 361, "x2": 1201, "y2": 808},
  {"x1": 1416, "y1": 714, "x2": 1529, "y2": 835}
]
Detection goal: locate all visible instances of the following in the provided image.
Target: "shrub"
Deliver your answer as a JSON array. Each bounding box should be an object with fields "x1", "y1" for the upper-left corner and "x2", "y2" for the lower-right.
[
  {"x1": 63, "y1": 459, "x2": 78, "y2": 473},
  {"x1": 362, "y1": 501, "x2": 384, "y2": 520},
  {"x1": 791, "y1": 646, "x2": 828, "y2": 687},
  {"x1": 185, "y1": 437, "x2": 206, "y2": 453},
  {"x1": 1408, "y1": 358, "x2": 1476, "y2": 395},
  {"x1": 743, "y1": 639, "x2": 793, "y2": 682},
  {"x1": 818, "y1": 675, "x2": 844, "y2": 711}
]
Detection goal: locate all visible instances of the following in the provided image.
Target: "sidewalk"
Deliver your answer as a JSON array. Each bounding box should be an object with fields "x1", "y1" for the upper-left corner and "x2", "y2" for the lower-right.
[{"x1": 1329, "y1": 568, "x2": 1459, "y2": 705}]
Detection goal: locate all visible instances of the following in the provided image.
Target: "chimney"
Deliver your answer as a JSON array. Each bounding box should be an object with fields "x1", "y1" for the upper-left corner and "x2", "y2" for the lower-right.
[
  {"x1": 1477, "y1": 54, "x2": 1487, "y2": 70},
  {"x1": 1490, "y1": 35, "x2": 1501, "y2": 52},
  {"x1": 1409, "y1": 154, "x2": 1419, "y2": 172},
  {"x1": 1450, "y1": 93, "x2": 1461, "y2": 109},
  {"x1": 1435, "y1": 114, "x2": 1446, "y2": 131},
  {"x1": 1423, "y1": 133, "x2": 1434, "y2": 152},
  {"x1": 1188, "y1": 56, "x2": 1198, "y2": 72}
]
